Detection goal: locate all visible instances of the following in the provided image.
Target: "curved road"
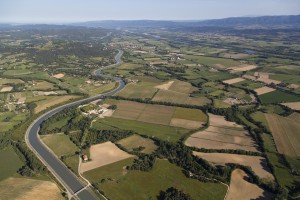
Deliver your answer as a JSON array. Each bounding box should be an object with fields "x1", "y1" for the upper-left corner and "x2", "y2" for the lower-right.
[{"x1": 25, "y1": 50, "x2": 124, "y2": 200}]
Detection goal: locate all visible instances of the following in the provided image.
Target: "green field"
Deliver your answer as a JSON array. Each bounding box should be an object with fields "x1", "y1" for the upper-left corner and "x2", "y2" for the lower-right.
[
  {"x1": 259, "y1": 90, "x2": 300, "y2": 104},
  {"x1": 152, "y1": 89, "x2": 188, "y2": 104},
  {"x1": 115, "y1": 83, "x2": 158, "y2": 99},
  {"x1": 250, "y1": 111, "x2": 269, "y2": 131},
  {"x1": 117, "y1": 134, "x2": 158, "y2": 154},
  {"x1": 213, "y1": 99, "x2": 231, "y2": 108},
  {"x1": 0, "y1": 146, "x2": 23, "y2": 181},
  {"x1": 41, "y1": 134, "x2": 78, "y2": 157},
  {"x1": 92, "y1": 117, "x2": 189, "y2": 142},
  {"x1": 168, "y1": 80, "x2": 196, "y2": 94},
  {"x1": 261, "y1": 133, "x2": 299, "y2": 187},
  {"x1": 0, "y1": 112, "x2": 28, "y2": 133},
  {"x1": 64, "y1": 155, "x2": 79, "y2": 173},
  {"x1": 80, "y1": 82, "x2": 118, "y2": 96},
  {"x1": 184, "y1": 55, "x2": 239, "y2": 68},
  {"x1": 173, "y1": 107, "x2": 207, "y2": 122},
  {"x1": 269, "y1": 74, "x2": 300, "y2": 84},
  {"x1": 3, "y1": 69, "x2": 32, "y2": 76},
  {"x1": 0, "y1": 78, "x2": 24, "y2": 84},
  {"x1": 84, "y1": 158, "x2": 227, "y2": 200},
  {"x1": 233, "y1": 80, "x2": 264, "y2": 90}
]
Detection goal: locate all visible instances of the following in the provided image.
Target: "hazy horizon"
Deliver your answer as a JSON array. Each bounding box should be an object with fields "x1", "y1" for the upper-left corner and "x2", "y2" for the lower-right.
[{"x1": 1, "y1": 0, "x2": 299, "y2": 24}]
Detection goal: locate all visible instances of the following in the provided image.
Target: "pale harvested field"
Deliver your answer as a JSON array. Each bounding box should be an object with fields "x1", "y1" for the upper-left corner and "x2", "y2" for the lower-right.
[
  {"x1": 243, "y1": 74, "x2": 257, "y2": 81},
  {"x1": 52, "y1": 73, "x2": 65, "y2": 78},
  {"x1": 282, "y1": 102, "x2": 300, "y2": 111},
  {"x1": 254, "y1": 72, "x2": 270, "y2": 79},
  {"x1": 226, "y1": 169, "x2": 274, "y2": 200},
  {"x1": 185, "y1": 114, "x2": 258, "y2": 152},
  {"x1": 0, "y1": 86, "x2": 13, "y2": 92},
  {"x1": 230, "y1": 64, "x2": 257, "y2": 72},
  {"x1": 35, "y1": 95, "x2": 79, "y2": 113},
  {"x1": 223, "y1": 78, "x2": 245, "y2": 85},
  {"x1": 117, "y1": 134, "x2": 157, "y2": 154},
  {"x1": 287, "y1": 84, "x2": 299, "y2": 89},
  {"x1": 265, "y1": 114, "x2": 300, "y2": 157},
  {"x1": 168, "y1": 80, "x2": 197, "y2": 94},
  {"x1": 254, "y1": 86, "x2": 276, "y2": 95},
  {"x1": 287, "y1": 112, "x2": 300, "y2": 123},
  {"x1": 257, "y1": 77, "x2": 281, "y2": 85},
  {"x1": 80, "y1": 141, "x2": 134, "y2": 173},
  {"x1": 0, "y1": 177, "x2": 62, "y2": 200},
  {"x1": 209, "y1": 113, "x2": 242, "y2": 128},
  {"x1": 155, "y1": 81, "x2": 174, "y2": 90},
  {"x1": 170, "y1": 118, "x2": 203, "y2": 129},
  {"x1": 193, "y1": 152, "x2": 274, "y2": 180},
  {"x1": 102, "y1": 109, "x2": 114, "y2": 117}
]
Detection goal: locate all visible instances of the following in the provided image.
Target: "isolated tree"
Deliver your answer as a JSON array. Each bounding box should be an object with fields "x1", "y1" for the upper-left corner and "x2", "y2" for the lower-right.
[{"x1": 157, "y1": 187, "x2": 192, "y2": 200}]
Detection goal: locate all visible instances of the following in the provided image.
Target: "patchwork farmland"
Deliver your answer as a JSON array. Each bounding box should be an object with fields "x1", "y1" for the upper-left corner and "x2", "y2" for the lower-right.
[{"x1": 110, "y1": 100, "x2": 207, "y2": 129}]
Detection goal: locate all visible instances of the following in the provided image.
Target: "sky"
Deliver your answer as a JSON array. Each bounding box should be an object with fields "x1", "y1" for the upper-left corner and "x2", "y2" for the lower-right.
[{"x1": 0, "y1": 0, "x2": 299, "y2": 23}]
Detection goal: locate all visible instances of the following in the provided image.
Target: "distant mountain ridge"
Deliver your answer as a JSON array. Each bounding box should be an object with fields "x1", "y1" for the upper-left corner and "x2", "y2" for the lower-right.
[
  {"x1": 72, "y1": 15, "x2": 300, "y2": 29},
  {"x1": 1, "y1": 15, "x2": 299, "y2": 30}
]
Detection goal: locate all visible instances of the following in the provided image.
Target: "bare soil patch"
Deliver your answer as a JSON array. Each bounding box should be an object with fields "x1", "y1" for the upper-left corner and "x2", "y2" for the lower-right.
[
  {"x1": 0, "y1": 86, "x2": 13, "y2": 92},
  {"x1": 170, "y1": 118, "x2": 203, "y2": 129},
  {"x1": 80, "y1": 141, "x2": 134, "y2": 173},
  {"x1": 226, "y1": 169, "x2": 274, "y2": 200},
  {"x1": 52, "y1": 73, "x2": 65, "y2": 78},
  {"x1": 287, "y1": 84, "x2": 299, "y2": 89},
  {"x1": 230, "y1": 64, "x2": 257, "y2": 72},
  {"x1": 254, "y1": 86, "x2": 276, "y2": 95},
  {"x1": 223, "y1": 78, "x2": 245, "y2": 85},
  {"x1": 193, "y1": 152, "x2": 274, "y2": 180},
  {"x1": 0, "y1": 177, "x2": 62, "y2": 200},
  {"x1": 155, "y1": 81, "x2": 174, "y2": 90},
  {"x1": 282, "y1": 102, "x2": 300, "y2": 110}
]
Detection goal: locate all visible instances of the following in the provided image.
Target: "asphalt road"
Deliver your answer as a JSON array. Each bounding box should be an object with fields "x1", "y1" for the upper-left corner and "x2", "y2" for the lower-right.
[{"x1": 25, "y1": 50, "x2": 124, "y2": 200}]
